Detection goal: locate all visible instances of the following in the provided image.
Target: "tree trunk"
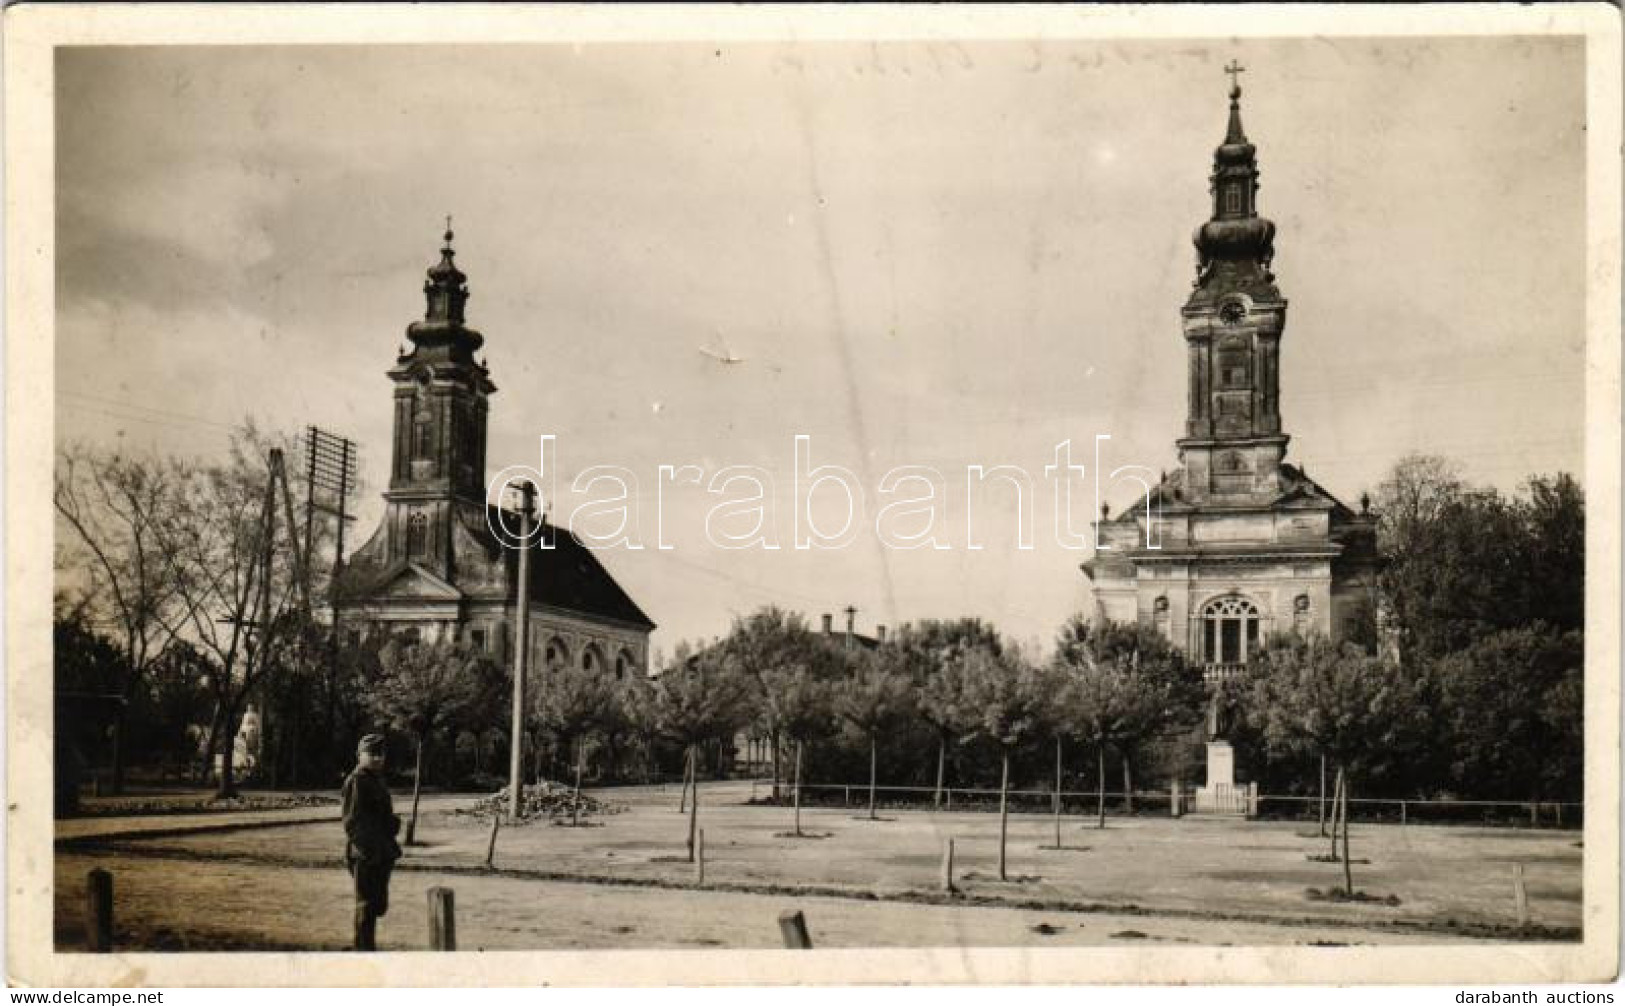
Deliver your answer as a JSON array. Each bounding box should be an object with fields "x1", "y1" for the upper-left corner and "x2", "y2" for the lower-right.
[
  {"x1": 215, "y1": 702, "x2": 243, "y2": 799},
  {"x1": 109, "y1": 706, "x2": 128, "y2": 796},
  {"x1": 867, "y1": 735, "x2": 878, "y2": 820},
  {"x1": 406, "y1": 732, "x2": 426, "y2": 845},
  {"x1": 678, "y1": 746, "x2": 692, "y2": 813},
  {"x1": 686, "y1": 744, "x2": 700, "y2": 863},
  {"x1": 1096, "y1": 745, "x2": 1107, "y2": 829},
  {"x1": 1318, "y1": 754, "x2": 1328, "y2": 837},
  {"x1": 1341, "y1": 768, "x2": 1354, "y2": 895},
  {"x1": 572, "y1": 735, "x2": 585, "y2": 828},
  {"x1": 997, "y1": 749, "x2": 1011, "y2": 882},
  {"x1": 770, "y1": 728, "x2": 782, "y2": 802},
  {"x1": 1122, "y1": 755, "x2": 1135, "y2": 814},
  {"x1": 793, "y1": 740, "x2": 804, "y2": 837},
  {"x1": 1053, "y1": 735, "x2": 1063, "y2": 848},
  {"x1": 934, "y1": 735, "x2": 946, "y2": 810},
  {"x1": 1329, "y1": 767, "x2": 1345, "y2": 860}
]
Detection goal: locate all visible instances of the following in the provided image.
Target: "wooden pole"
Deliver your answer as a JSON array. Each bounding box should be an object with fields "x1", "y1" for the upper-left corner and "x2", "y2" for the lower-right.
[
  {"x1": 484, "y1": 813, "x2": 501, "y2": 868},
  {"x1": 778, "y1": 909, "x2": 813, "y2": 949},
  {"x1": 1329, "y1": 768, "x2": 1345, "y2": 861},
  {"x1": 1318, "y1": 754, "x2": 1327, "y2": 837},
  {"x1": 793, "y1": 741, "x2": 803, "y2": 837},
  {"x1": 686, "y1": 744, "x2": 700, "y2": 862},
  {"x1": 1053, "y1": 735, "x2": 1063, "y2": 848},
  {"x1": 941, "y1": 837, "x2": 957, "y2": 894},
  {"x1": 428, "y1": 887, "x2": 456, "y2": 950},
  {"x1": 1400, "y1": 800, "x2": 1407, "y2": 826},
  {"x1": 507, "y1": 481, "x2": 535, "y2": 824},
  {"x1": 997, "y1": 750, "x2": 1011, "y2": 881},
  {"x1": 1340, "y1": 772, "x2": 1353, "y2": 895},
  {"x1": 696, "y1": 828, "x2": 706, "y2": 886},
  {"x1": 1513, "y1": 863, "x2": 1529, "y2": 926},
  {"x1": 86, "y1": 869, "x2": 113, "y2": 953}
]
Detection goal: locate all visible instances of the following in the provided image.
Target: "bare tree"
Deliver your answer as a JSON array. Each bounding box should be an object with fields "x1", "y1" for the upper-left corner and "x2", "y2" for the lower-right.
[
  {"x1": 54, "y1": 444, "x2": 195, "y2": 792},
  {"x1": 167, "y1": 428, "x2": 307, "y2": 798}
]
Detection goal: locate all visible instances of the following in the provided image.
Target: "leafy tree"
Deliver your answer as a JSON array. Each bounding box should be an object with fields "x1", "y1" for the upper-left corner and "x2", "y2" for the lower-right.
[
  {"x1": 1055, "y1": 617, "x2": 1205, "y2": 811},
  {"x1": 893, "y1": 619, "x2": 1003, "y2": 807},
  {"x1": 764, "y1": 664, "x2": 834, "y2": 836},
  {"x1": 1375, "y1": 455, "x2": 1584, "y2": 663},
  {"x1": 654, "y1": 646, "x2": 750, "y2": 861},
  {"x1": 1434, "y1": 624, "x2": 1582, "y2": 803},
  {"x1": 958, "y1": 648, "x2": 1046, "y2": 881},
  {"x1": 1245, "y1": 635, "x2": 1424, "y2": 894},
  {"x1": 535, "y1": 654, "x2": 618, "y2": 825},
  {"x1": 835, "y1": 647, "x2": 913, "y2": 821},
  {"x1": 717, "y1": 607, "x2": 818, "y2": 800},
  {"x1": 371, "y1": 638, "x2": 485, "y2": 843}
]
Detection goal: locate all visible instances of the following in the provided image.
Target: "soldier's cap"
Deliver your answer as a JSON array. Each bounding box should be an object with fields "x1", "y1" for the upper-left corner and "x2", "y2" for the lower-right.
[{"x1": 357, "y1": 733, "x2": 387, "y2": 756}]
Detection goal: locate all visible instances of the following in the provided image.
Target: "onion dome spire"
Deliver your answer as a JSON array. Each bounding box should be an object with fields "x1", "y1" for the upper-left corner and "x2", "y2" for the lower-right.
[
  {"x1": 1191, "y1": 61, "x2": 1277, "y2": 298},
  {"x1": 423, "y1": 216, "x2": 469, "y2": 324},
  {"x1": 405, "y1": 217, "x2": 484, "y2": 362}
]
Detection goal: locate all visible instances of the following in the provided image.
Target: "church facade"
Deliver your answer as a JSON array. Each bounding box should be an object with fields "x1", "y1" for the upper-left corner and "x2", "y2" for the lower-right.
[
  {"x1": 332, "y1": 230, "x2": 655, "y2": 680},
  {"x1": 1083, "y1": 76, "x2": 1380, "y2": 687}
]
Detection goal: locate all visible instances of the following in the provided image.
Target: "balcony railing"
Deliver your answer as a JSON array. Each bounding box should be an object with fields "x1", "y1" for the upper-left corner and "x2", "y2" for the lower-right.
[{"x1": 1203, "y1": 662, "x2": 1247, "y2": 684}]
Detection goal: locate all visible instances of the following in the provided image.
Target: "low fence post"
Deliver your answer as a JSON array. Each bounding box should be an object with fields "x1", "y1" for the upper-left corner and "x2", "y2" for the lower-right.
[
  {"x1": 941, "y1": 837, "x2": 956, "y2": 894},
  {"x1": 945, "y1": 788, "x2": 953, "y2": 810},
  {"x1": 428, "y1": 887, "x2": 456, "y2": 951},
  {"x1": 1400, "y1": 801, "x2": 1407, "y2": 826},
  {"x1": 1513, "y1": 863, "x2": 1529, "y2": 926},
  {"x1": 696, "y1": 829, "x2": 706, "y2": 886},
  {"x1": 1529, "y1": 802, "x2": 1539, "y2": 828},
  {"x1": 1170, "y1": 780, "x2": 1180, "y2": 818},
  {"x1": 86, "y1": 869, "x2": 113, "y2": 953},
  {"x1": 484, "y1": 814, "x2": 501, "y2": 868},
  {"x1": 778, "y1": 909, "x2": 813, "y2": 949}
]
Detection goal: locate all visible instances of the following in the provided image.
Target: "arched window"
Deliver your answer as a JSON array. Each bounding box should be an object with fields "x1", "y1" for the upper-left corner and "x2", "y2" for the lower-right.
[
  {"x1": 615, "y1": 650, "x2": 635, "y2": 681},
  {"x1": 544, "y1": 639, "x2": 568, "y2": 675},
  {"x1": 1293, "y1": 594, "x2": 1311, "y2": 635},
  {"x1": 406, "y1": 512, "x2": 428, "y2": 559},
  {"x1": 581, "y1": 645, "x2": 604, "y2": 675},
  {"x1": 1202, "y1": 595, "x2": 1260, "y2": 665}
]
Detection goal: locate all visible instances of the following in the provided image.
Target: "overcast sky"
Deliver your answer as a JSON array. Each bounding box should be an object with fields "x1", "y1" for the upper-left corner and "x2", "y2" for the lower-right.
[{"x1": 55, "y1": 37, "x2": 1587, "y2": 655}]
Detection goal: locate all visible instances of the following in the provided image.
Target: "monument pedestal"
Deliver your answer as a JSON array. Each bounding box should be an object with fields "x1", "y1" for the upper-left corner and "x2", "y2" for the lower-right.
[{"x1": 1194, "y1": 740, "x2": 1253, "y2": 816}]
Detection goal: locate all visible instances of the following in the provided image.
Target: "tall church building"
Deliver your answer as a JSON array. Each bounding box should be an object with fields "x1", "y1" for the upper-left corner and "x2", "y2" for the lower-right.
[
  {"x1": 1084, "y1": 75, "x2": 1380, "y2": 683},
  {"x1": 333, "y1": 229, "x2": 655, "y2": 679}
]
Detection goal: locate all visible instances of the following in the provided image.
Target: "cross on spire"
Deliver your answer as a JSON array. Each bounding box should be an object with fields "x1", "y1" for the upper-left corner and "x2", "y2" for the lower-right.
[
  {"x1": 443, "y1": 214, "x2": 454, "y2": 247},
  {"x1": 1224, "y1": 59, "x2": 1245, "y2": 95}
]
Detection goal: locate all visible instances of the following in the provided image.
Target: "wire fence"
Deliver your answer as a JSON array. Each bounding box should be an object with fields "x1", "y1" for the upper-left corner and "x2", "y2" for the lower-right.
[{"x1": 745, "y1": 779, "x2": 1583, "y2": 828}]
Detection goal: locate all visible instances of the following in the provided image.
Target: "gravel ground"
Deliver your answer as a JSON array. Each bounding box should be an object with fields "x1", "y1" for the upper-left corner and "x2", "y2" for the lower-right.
[{"x1": 54, "y1": 781, "x2": 1583, "y2": 950}]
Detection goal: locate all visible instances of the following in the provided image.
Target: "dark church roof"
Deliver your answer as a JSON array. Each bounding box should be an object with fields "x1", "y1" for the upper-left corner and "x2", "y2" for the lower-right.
[{"x1": 483, "y1": 505, "x2": 656, "y2": 631}]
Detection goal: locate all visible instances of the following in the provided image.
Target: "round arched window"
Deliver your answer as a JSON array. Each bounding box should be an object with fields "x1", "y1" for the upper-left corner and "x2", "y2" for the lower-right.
[
  {"x1": 1202, "y1": 595, "x2": 1260, "y2": 664},
  {"x1": 544, "y1": 639, "x2": 568, "y2": 674}
]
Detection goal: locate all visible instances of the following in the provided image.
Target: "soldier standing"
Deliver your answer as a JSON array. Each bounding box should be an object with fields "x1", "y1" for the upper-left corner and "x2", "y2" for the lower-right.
[{"x1": 342, "y1": 733, "x2": 402, "y2": 951}]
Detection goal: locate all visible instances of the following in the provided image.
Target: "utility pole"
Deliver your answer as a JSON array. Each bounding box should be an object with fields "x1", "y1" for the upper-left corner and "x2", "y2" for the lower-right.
[
  {"x1": 303, "y1": 426, "x2": 358, "y2": 781},
  {"x1": 507, "y1": 479, "x2": 537, "y2": 823}
]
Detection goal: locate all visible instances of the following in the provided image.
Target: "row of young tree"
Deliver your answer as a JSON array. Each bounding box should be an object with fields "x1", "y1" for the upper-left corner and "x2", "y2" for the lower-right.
[{"x1": 53, "y1": 425, "x2": 1583, "y2": 818}]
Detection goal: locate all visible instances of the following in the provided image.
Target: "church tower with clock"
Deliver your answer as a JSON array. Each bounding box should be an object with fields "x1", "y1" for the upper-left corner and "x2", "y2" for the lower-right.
[{"x1": 1082, "y1": 69, "x2": 1381, "y2": 808}]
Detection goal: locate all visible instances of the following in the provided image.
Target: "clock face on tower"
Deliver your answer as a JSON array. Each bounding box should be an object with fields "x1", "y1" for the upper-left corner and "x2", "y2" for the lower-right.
[{"x1": 1220, "y1": 301, "x2": 1247, "y2": 325}]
